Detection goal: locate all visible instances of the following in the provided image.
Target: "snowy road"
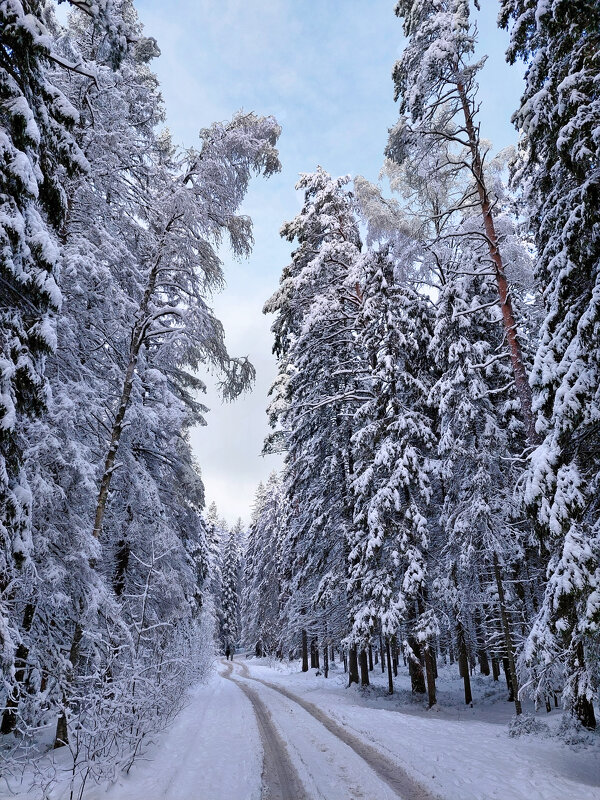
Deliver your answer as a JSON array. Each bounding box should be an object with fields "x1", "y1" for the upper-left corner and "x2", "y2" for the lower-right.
[
  {"x1": 97, "y1": 668, "x2": 264, "y2": 800},
  {"x1": 100, "y1": 659, "x2": 432, "y2": 800},
  {"x1": 228, "y1": 660, "x2": 437, "y2": 800},
  {"x1": 222, "y1": 662, "x2": 307, "y2": 800},
  {"x1": 83, "y1": 657, "x2": 599, "y2": 800}
]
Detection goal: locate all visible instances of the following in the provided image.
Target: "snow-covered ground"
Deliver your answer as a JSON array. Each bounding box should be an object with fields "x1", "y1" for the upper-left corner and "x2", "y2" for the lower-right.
[
  {"x1": 3, "y1": 656, "x2": 599, "y2": 799},
  {"x1": 237, "y1": 656, "x2": 600, "y2": 800}
]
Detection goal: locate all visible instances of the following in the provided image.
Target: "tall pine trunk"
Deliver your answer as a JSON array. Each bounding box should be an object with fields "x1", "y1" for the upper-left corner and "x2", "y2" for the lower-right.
[
  {"x1": 359, "y1": 649, "x2": 369, "y2": 686},
  {"x1": 493, "y1": 553, "x2": 522, "y2": 715},
  {"x1": 457, "y1": 83, "x2": 537, "y2": 445},
  {"x1": 408, "y1": 636, "x2": 426, "y2": 694},
  {"x1": 301, "y1": 628, "x2": 308, "y2": 672},
  {"x1": 348, "y1": 645, "x2": 359, "y2": 686},
  {"x1": 386, "y1": 636, "x2": 394, "y2": 695},
  {"x1": 457, "y1": 621, "x2": 472, "y2": 705},
  {"x1": 424, "y1": 644, "x2": 437, "y2": 708}
]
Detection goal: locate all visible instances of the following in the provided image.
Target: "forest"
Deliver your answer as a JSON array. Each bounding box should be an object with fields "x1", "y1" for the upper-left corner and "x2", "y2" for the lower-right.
[{"x1": 0, "y1": 1, "x2": 599, "y2": 799}]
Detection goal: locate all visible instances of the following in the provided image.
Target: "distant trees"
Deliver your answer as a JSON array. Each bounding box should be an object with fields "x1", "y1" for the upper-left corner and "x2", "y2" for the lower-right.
[
  {"x1": 221, "y1": 519, "x2": 243, "y2": 653},
  {"x1": 242, "y1": 474, "x2": 283, "y2": 657}
]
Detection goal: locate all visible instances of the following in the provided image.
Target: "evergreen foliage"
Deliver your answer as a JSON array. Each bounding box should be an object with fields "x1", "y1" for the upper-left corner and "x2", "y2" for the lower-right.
[{"x1": 501, "y1": 0, "x2": 600, "y2": 729}]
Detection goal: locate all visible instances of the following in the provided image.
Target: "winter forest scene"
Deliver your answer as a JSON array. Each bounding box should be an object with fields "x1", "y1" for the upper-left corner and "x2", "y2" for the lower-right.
[{"x1": 1, "y1": 0, "x2": 600, "y2": 798}]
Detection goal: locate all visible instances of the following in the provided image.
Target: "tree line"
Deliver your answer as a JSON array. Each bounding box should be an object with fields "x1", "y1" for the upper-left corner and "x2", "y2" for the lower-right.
[
  {"x1": 241, "y1": 0, "x2": 599, "y2": 732},
  {"x1": 0, "y1": 0, "x2": 279, "y2": 793}
]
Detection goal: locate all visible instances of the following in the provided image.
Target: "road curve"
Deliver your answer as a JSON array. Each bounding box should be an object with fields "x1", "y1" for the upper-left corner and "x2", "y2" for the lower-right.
[{"x1": 232, "y1": 660, "x2": 441, "y2": 800}]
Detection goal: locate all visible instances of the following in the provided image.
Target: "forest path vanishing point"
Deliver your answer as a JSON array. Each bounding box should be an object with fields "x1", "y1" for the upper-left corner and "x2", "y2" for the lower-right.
[{"x1": 223, "y1": 659, "x2": 441, "y2": 800}]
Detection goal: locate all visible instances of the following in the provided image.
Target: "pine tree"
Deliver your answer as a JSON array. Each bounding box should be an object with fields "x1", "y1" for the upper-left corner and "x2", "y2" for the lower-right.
[
  {"x1": 242, "y1": 473, "x2": 283, "y2": 657},
  {"x1": 390, "y1": 0, "x2": 536, "y2": 441},
  {"x1": 500, "y1": 0, "x2": 600, "y2": 729},
  {"x1": 429, "y1": 230, "x2": 531, "y2": 715},
  {"x1": 221, "y1": 520, "x2": 242, "y2": 652},
  {"x1": 349, "y1": 246, "x2": 437, "y2": 704},
  {"x1": 0, "y1": 0, "x2": 85, "y2": 677},
  {"x1": 265, "y1": 168, "x2": 364, "y2": 666}
]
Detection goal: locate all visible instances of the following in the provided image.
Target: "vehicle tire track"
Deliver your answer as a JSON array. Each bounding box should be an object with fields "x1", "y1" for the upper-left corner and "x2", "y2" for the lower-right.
[
  {"x1": 222, "y1": 662, "x2": 308, "y2": 800},
  {"x1": 232, "y1": 662, "x2": 441, "y2": 800}
]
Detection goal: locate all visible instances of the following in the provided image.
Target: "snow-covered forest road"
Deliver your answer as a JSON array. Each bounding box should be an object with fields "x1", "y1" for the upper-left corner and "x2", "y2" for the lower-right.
[
  {"x1": 90, "y1": 658, "x2": 600, "y2": 800},
  {"x1": 224, "y1": 660, "x2": 435, "y2": 800}
]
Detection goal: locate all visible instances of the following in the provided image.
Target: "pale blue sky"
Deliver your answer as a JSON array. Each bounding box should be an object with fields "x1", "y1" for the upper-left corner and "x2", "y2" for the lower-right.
[{"x1": 135, "y1": 0, "x2": 524, "y2": 523}]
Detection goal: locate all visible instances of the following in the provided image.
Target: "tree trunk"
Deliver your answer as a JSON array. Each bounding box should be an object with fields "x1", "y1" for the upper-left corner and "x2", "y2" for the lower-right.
[
  {"x1": 493, "y1": 553, "x2": 522, "y2": 715},
  {"x1": 379, "y1": 632, "x2": 385, "y2": 673},
  {"x1": 348, "y1": 645, "x2": 359, "y2": 686},
  {"x1": 53, "y1": 621, "x2": 83, "y2": 748},
  {"x1": 573, "y1": 641, "x2": 596, "y2": 729},
  {"x1": 503, "y1": 658, "x2": 514, "y2": 701},
  {"x1": 491, "y1": 656, "x2": 500, "y2": 682},
  {"x1": 323, "y1": 643, "x2": 329, "y2": 678},
  {"x1": 54, "y1": 701, "x2": 69, "y2": 750},
  {"x1": 310, "y1": 638, "x2": 319, "y2": 670},
  {"x1": 457, "y1": 82, "x2": 537, "y2": 445},
  {"x1": 474, "y1": 609, "x2": 490, "y2": 676},
  {"x1": 385, "y1": 637, "x2": 394, "y2": 695},
  {"x1": 1, "y1": 603, "x2": 35, "y2": 734},
  {"x1": 408, "y1": 637, "x2": 426, "y2": 694},
  {"x1": 301, "y1": 629, "x2": 308, "y2": 672},
  {"x1": 359, "y1": 649, "x2": 369, "y2": 686},
  {"x1": 457, "y1": 622, "x2": 472, "y2": 705},
  {"x1": 368, "y1": 645, "x2": 374, "y2": 671},
  {"x1": 424, "y1": 645, "x2": 437, "y2": 708}
]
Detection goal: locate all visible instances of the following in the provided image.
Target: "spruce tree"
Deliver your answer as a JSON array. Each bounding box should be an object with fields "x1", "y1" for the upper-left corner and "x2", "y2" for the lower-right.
[
  {"x1": 349, "y1": 246, "x2": 437, "y2": 704},
  {"x1": 221, "y1": 521, "x2": 242, "y2": 653},
  {"x1": 0, "y1": 0, "x2": 84, "y2": 675},
  {"x1": 265, "y1": 168, "x2": 364, "y2": 665},
  {"x1": 500, "y1": 0, "x2": 600, "y2": 729}
]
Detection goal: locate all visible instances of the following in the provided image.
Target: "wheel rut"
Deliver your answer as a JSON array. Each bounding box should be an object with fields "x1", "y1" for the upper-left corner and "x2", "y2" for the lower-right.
[
  {"x1": 222, "y1": 662, "x2": 308, "y2": 800},
  {"x1": 232, "y1": 661, "x2": 442, "y2": 800}
]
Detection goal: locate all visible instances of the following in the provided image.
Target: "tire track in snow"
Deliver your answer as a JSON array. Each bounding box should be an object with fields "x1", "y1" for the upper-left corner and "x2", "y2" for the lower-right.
[
  {"x1": 222, "y1": 662, "x2": 308, "y2": 800},
  {"x1": 232, "y1": 661, "x2": 441, "y2": 800}
]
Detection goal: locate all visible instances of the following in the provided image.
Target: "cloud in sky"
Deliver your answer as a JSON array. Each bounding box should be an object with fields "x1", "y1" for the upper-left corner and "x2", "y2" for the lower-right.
[{"x1": 134, "y1": 0, "x2": 524, "y2": 524}]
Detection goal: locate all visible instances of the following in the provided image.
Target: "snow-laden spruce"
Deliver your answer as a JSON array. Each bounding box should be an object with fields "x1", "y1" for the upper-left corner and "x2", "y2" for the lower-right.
[
  {"x1": 0, "y1": 0, "x2": 83, "y2": 690},
  {"x1": 265, "y1": 168, "x2": 365, "y2": 678},
  {"x1": 500, "y1": 0, "x2": 600, "y2": 731},
  {"x1": 242, "y1": 473, "x2": 284, "y2": 658},
  {"x1": 348, "y1": 246, "x2": 437, "y2": 702},
  {"x1": 221, "y1": 519, "x2": 243, "y2": 654}
]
